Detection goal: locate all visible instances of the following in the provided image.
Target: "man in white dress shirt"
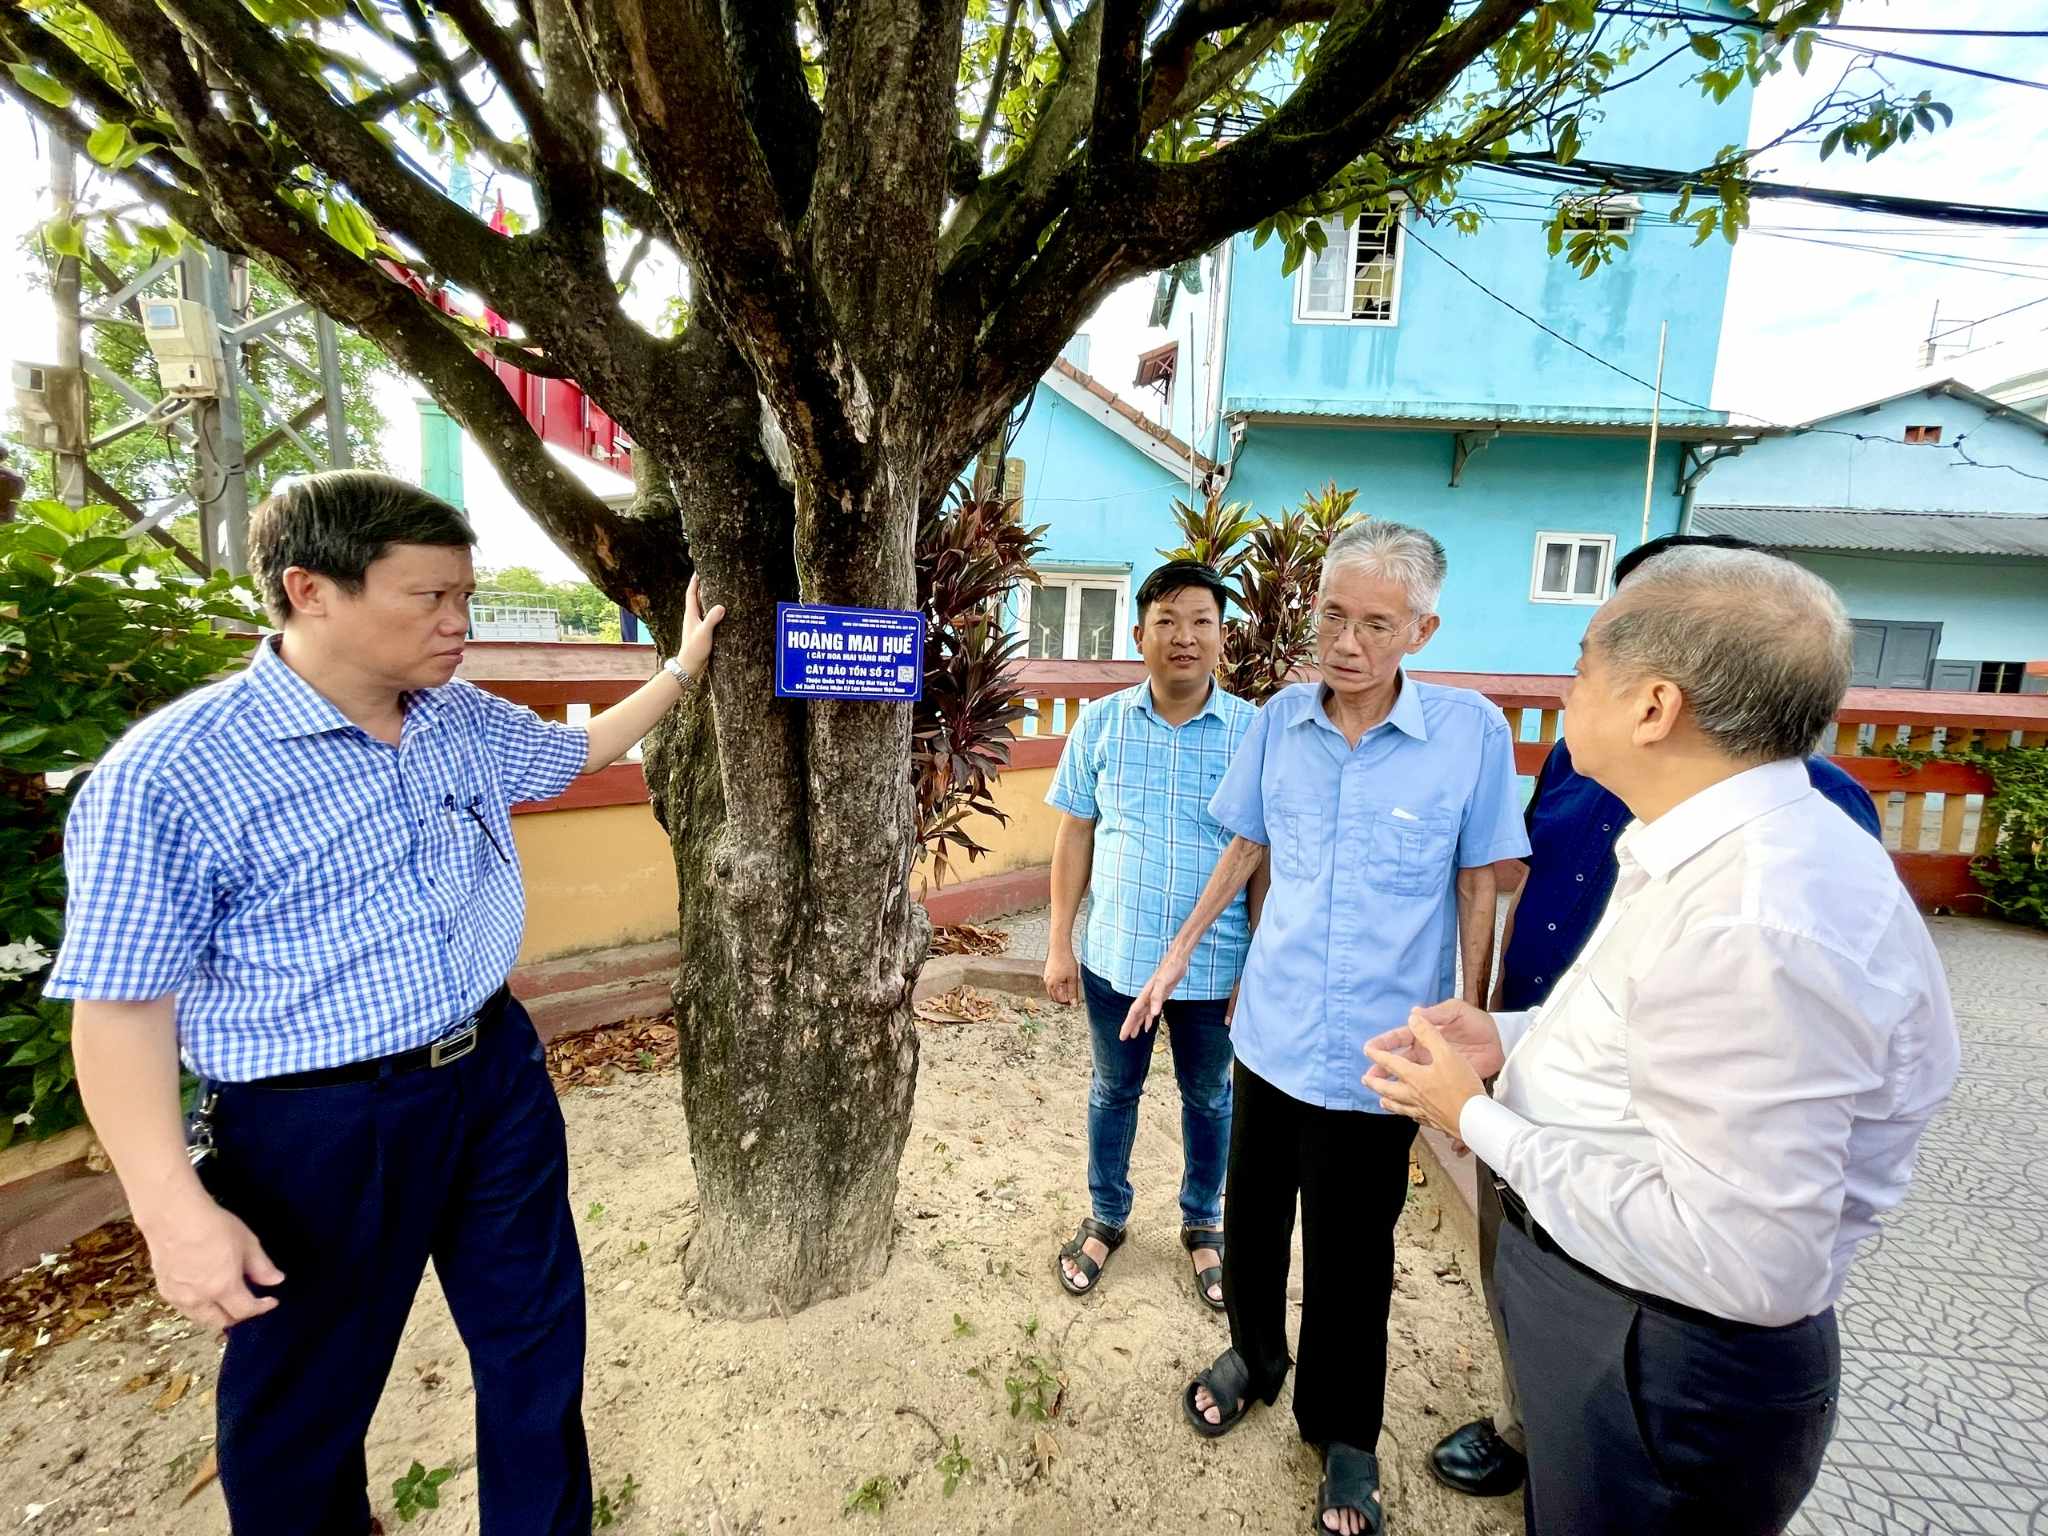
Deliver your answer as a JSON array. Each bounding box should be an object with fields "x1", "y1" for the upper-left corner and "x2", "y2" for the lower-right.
[{"x1": 1364, "y1": 547, "x2": 1958, "y2": 1536}]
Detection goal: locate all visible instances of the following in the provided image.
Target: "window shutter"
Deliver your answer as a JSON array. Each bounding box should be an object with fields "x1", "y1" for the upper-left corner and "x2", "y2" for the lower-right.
[{"x1": 1001, "y1": 457, "x2": 1027, "y2": 501}]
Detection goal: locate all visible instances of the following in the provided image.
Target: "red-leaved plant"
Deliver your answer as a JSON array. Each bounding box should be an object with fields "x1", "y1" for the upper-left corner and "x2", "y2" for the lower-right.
[
  {"x1": 913, "y1": 491, "x2": 1047, "y2": 888},
  {"x1": 1163, "y1": 481, "x2": 1359, "y2": 705}
]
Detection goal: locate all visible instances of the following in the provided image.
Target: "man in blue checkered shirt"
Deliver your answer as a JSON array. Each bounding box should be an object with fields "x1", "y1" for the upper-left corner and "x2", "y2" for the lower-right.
[
  {"x1": 45, "y1": 472, "x2": 723, "y2": 1536},
  {"x1": 1044, "y1": 560, "x2": 1264, "y2": 1312}
]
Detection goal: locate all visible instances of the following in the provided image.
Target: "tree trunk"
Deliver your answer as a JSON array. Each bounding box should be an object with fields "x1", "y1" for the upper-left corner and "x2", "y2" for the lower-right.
[{"x1": 639, "y1": 332, "x2": 929, "y2": 1318}]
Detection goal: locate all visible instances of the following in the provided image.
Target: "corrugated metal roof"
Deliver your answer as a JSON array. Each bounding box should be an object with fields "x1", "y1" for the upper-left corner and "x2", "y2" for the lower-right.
[
  {"x1": 1692, "y1": 505, "x2": 2048, "y2": 557},
  {"x1": 1228, "y1": 396, "x2": 1755, "y2": 440}
]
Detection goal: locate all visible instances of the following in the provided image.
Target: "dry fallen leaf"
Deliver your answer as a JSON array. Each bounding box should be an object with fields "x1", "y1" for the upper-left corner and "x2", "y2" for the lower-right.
[
  {"x1": 1032, "y1": 1428, "x2": 1059, "y2": 1468},
  {"x1": 154, "y1": 1371, "x2": 192, "y2": 1411},
  {"x1": 120, "y1": 1369, "x2": 162, "y2": 1395},
  {"x1": 181, "y1": 1448, "x2": 219, "y2": 1504}
]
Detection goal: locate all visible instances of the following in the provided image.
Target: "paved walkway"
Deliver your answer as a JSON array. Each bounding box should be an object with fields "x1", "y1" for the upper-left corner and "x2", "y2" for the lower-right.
[{"x1": 992, "y1": 907, "x2": 2048, "y2": 1535}]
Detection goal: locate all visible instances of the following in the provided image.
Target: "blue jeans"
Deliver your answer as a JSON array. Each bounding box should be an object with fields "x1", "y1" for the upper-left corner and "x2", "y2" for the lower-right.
[{"x1": 1082, "y1": 965, "x2": 1234, "y2": 1231}]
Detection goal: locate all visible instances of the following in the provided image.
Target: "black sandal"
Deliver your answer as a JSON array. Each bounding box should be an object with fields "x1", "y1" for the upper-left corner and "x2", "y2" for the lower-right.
[
  {"x1": 1182, "y1": 1226, "x2": 1227, "y2": 1313},
  {"x1": 1054, "y1": 1217, "x2": 1125, "y2": 1296},
  {"x1": 1181, "y1": 1346, "x2": 1279, "y2": 1439},
  {"x1": 1313, "y1": 1443, "x2": 1383, "y2": 1535}
]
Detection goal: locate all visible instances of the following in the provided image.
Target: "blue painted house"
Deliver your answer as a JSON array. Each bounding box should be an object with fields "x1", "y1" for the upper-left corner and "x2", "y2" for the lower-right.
[
  {"x1": 997, "y1": 349, "x2": 1217, "y2": 661},
  {"x1": 1005, "y1": 42, "x2": 1766, "y2": 672},
  {"x1": 1691, "y1": 381, "x2": 2048, "y2": 691}
]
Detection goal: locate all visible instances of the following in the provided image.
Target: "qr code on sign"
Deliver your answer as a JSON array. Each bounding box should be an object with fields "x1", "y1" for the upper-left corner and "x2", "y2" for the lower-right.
[{"x1": 896, "y1": 665, "x2": 917, "y2": 685}]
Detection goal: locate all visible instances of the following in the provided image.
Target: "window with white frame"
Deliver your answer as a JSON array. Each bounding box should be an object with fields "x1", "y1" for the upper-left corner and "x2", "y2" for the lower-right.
[
  {"x1": 1294, "y1": 210, "x2": 1405, "y2": 325},
  {"x1": 1530, "y1": 533, "x2": 1614, "y2": 605},
  {"x1": 1558, "y1": 194, "x2": 1642, "y2": 238},
  {"x1": 1021, "y1": 570, "x2": 1129, "y2": 660}
]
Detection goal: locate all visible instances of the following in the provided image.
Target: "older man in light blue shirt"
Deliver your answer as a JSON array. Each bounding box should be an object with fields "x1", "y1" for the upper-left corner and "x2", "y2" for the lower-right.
[{"x1": 1126, "y1": 520, "x2": 1528, "y2": 1536}]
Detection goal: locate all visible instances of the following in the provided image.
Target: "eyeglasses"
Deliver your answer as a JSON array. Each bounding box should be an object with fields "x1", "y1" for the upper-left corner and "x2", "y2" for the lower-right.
[{"x1": 1315, "y1": 608, "x2": 1419, "y2": 649}]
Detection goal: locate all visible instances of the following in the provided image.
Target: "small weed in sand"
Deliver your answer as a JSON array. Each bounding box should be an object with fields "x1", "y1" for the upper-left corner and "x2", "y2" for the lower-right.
[
  {"x1": 1004, "y1": 1356, "x2": 1062, "y2": 1422},
  {"x1": 938, "y1": 1437, "x2": 973, "y2": 1497},
  {"x1": 391, "y1": 1461, "x2": 455, "y2": 1521},
  {"x1": 844, "y1": 1475, "x2": 891, "y2": 1515},
  {"x1": 951, "y1": 1313, "x2": 975, "y2": 1339},
  {"x1": 592, "y1": 1472, "x2": 638, "y2": 1526}
]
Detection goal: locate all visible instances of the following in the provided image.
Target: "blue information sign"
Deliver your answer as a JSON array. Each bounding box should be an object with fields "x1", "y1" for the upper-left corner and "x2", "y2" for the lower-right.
[{"x1": 774, "y1": 602, "x2": 926, "y2": 702}]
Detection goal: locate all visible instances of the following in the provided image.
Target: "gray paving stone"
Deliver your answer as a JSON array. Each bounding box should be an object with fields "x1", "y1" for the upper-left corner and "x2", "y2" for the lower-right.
[{"x1": 1790, "y1": 917, "x2": 2048, "y2": 1536}]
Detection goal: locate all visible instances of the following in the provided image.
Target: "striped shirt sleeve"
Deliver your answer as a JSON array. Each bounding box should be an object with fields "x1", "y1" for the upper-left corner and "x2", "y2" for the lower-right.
[
  {"x1": 44, "y1": 765, "x2": 221, "y2": 1002},
  {"x1": 1045, "y1": 698, "x2": 1102, "y2": 820},
  {"x1": 468, "y1": 687, "x2": 590, "y2": 804}
]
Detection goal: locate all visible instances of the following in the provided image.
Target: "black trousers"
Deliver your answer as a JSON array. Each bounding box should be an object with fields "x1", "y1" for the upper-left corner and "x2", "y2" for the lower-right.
[
  {"x1": 1496, "y1": 1219, "x2": 1839, "y2": 1536},
  {"x1": 204, "y1": 999, "x2": 591, "y2": 1535},
  {"x1": 1221, "y1": 1060, "x2": 1418, "y2": 1450}
]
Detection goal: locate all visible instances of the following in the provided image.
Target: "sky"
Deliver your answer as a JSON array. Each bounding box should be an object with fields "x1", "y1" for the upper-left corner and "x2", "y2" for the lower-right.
[{"x1": 4, "y1": 0, "x2": 2046, "y2": 581}]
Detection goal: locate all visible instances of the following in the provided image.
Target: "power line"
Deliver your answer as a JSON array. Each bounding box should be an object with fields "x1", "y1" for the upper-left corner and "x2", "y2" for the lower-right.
[
  {"x1": 1399, "y1": 223, "x2": 2048, "y2": 486},
  {"x1": 1809, "y1": 33, "x2": 2048, "y2": 93},
  {"x1": 1927, "y1": 294, "x2": 2048, "y2": 345},
  {"x1": 1593, "y1": 6, "x2": 2048, "y2": 42},
  {"x1": 1495, "y1": 156, "x2": 2048, "y2": 230}
]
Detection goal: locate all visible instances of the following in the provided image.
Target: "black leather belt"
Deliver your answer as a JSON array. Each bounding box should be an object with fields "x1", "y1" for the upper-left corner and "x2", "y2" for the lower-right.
[
  {"x1": 1493, "y1": 1176, "x2": 1797, "y2": 1335},
  {"x1": 244, "y1": 985, "x2": 513, "y2": 1091}
]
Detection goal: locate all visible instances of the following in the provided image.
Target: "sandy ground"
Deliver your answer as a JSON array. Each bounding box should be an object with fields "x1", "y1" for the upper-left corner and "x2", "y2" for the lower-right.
[{"x1": 0, "y1": 990, "x2": 1521, "y2": 1536}]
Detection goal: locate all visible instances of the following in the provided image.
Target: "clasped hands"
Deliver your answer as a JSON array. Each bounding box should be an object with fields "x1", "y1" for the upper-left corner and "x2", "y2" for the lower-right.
[{"x1": 1362, "y1": 999, "x2": 1507, "y2": 1139}]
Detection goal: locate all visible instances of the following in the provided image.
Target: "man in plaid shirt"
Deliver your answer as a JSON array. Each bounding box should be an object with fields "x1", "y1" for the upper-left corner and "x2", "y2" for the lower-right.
[
  {"x1": 47, "y1": 472, "x2": 722, "y2": 1535},
  {"x1": 1045, "y1": 560, "x2": 1264, "y2": 1311}
]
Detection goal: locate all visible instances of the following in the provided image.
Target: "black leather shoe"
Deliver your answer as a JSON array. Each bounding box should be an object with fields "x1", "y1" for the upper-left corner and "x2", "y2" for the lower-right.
[{"x1": 1429, "y1": 1417, "x2": 1527, "y2": 1497}]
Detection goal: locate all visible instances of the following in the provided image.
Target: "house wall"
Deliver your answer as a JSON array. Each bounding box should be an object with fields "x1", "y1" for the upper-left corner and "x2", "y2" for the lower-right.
[
  {"x1": 1784, "y1": 551, "x2": 2046, "y2": 668},
  {"x1": 1007, "y1": 379, "x2": 1203, "y2": 658},
  {"x1": 1224, "y1": 425, "x2": 1690, "y2": 672},
  {"x1": 513, "y1": 802, "x2": 677, "y2": 964},
  {"x1": 1698, "y1": 392, "x2": 2048, "y2": 515},
  {"x1": 1219, "y1": 167, "x2": 1735, "y2": 420}
]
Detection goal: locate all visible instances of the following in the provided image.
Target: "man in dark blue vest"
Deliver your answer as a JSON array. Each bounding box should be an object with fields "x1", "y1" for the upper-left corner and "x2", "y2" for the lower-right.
[{"x1": 1428, "y1": 532, "x2": 1883, "y2": 1501}]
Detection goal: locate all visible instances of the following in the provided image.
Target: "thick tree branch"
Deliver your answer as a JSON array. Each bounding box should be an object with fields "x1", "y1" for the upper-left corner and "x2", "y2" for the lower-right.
[
  {"x1": 132, "y1": 0, "x2": 543, "y2": 310},
  {"x1": 565, "y1": 0, "x2": 858, "y2": 493},
  {"x1": 809, "y1": 2, "x2": 963, "y2": 379},
  {"x1": 726, "y1": 0, "x2": 824, "y2": 221},
  {"x1": 1090, "y1": 0, "x2": 1148, "y2": 165}
]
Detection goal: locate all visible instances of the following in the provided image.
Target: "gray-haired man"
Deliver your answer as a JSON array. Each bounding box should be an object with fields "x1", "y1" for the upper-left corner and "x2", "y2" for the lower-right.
[
  {"x1": 1128, "y1": 521, "x2": 1529, "y2": 1535},
  {"x1": 1367, "y1": 549, "x2": 1958, "y2": 1535}
]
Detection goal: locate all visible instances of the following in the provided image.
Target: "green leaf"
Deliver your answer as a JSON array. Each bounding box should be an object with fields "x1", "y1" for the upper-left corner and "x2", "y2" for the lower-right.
[
  {"x1": 1556, "y1": 117, "x2": 1581, "y2": 165},
  {"x1": 1689, "y1": 32, "x2": 1722, "y2": 61},
  {"x1": 57, "y1": 536, "x2": 133, "y2": 572},
  {"x1": 6, "y1": 63, "x2": 74, "y2": 110},
  {"x1": 6, "y1": 1037, "x2": 64, "y2": 1069},
  {"x1": 86, "y1": 120, "x2": 130, "y2": 165},
  {"x1": 42, "y1": 217, "x2": 85, "y2": 259},
  {"x1": 1819, "y1": 125, "x2": 1843, "y2": 161},
  {"x1": 0, "y1": 726, "x2": 54, "y2": 756},
  {"x1": 1792, "y1": 30, "x2": 1814, "y2": 74}
]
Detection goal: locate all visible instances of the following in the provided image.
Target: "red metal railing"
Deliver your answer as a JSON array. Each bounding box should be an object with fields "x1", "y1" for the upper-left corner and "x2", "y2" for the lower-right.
[{"x1": 458, "y1": 644, "x2": 2048, "y2": 912}]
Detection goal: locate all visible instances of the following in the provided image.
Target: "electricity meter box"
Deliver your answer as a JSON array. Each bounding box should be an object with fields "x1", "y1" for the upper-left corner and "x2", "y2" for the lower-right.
[
  {"x1": 141, "y1": 298, "x2": 224, "y2": 398},
  {"x1": 11, "y1": 360, "x2": 86, "y2": 451}
]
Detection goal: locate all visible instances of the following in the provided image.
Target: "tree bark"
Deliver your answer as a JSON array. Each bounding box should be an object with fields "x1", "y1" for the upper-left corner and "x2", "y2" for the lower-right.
[{"x1": 641, "y1": 325, "x2": 928, "y2": 1316}]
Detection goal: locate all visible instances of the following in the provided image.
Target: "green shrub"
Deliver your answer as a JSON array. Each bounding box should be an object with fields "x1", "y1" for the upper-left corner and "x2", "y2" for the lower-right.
[{"x1": 1, "y1": 500, "x2": 260, "y2": 1146}]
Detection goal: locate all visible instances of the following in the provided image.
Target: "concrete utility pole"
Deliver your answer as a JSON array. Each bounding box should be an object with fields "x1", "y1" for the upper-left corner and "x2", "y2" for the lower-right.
[
  {"x1": 49, "y1": 150, "x2": 88, "y2": 510},
  {"x1": 183, "y1": 246, "x2": 250, "y2": 574}
]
